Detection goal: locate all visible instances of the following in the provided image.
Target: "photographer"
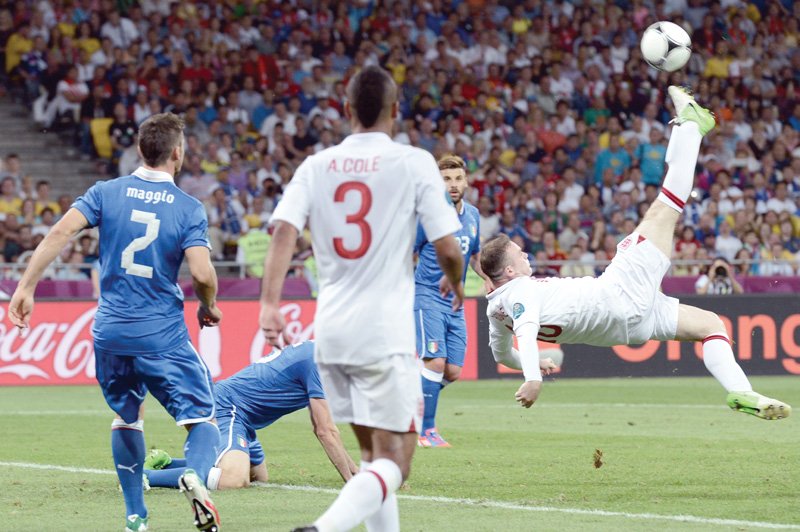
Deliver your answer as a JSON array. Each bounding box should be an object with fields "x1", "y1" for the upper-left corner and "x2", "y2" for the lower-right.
[{"x1": 695, "y1": 257, "x2": 744, "y2": 295}]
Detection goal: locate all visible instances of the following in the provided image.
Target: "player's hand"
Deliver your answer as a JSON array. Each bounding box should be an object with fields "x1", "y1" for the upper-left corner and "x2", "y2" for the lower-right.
[
  {"x1": 259, "y1": 303, "x2": 286, "y2": 346},
  {"x1": 449, "y1": 281, "x2": 465, "y2": 312},
  {"x1": 515, "y1": 380, "x2": 542, "y2": 408},
  {"x1": 539, "y1": 357, "x2": 559, "y2": 376},
  {"x1": 198, "y1": 303, "x2": 223, "y2": 328},
  {"x1": 438, "y1": 276, "x2": 465, "y2": 311},
  {"x1": 8, "y1": 290, "x2": 34, "y2": 329}
]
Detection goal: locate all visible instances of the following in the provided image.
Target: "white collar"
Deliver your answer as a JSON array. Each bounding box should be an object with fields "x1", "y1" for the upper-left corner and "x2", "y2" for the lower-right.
[
  {"x1": 485, "y1": 276, "x2": 527, "y2": 300},
  {"x1": 133, "y1": 166, "x2": 175, "y2": 183}
]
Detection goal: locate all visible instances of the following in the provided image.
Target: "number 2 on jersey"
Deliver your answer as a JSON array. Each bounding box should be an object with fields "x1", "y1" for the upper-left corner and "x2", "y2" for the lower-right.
[
  {"x1": 333, "y1": 181, "x2": 372, "y2": 259},
  {"x1": 121, "y1": 209, "x2": 160, "y2": 278}
]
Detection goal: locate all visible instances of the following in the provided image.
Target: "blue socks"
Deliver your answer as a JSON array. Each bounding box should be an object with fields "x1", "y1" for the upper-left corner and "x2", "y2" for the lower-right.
[
  {"x1": 145, "y1": 467, "x2": 186, "y2": 488},
  {"x1": 111, "y1": 419, "x2": 147, "y2": 518},
  {"x1": 184, "y1": 421, "x2": 220, "y2": 484},
  {"x1": 420, "y1": 368, "x2": 444, "y2": 432}
]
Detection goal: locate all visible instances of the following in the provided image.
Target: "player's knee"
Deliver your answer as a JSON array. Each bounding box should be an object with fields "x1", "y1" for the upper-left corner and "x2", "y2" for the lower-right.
[
  {"x1": 444, "y1": 365, "x2": 462, "y2": 382},
  {"x1": 423, "y1": 356, "x2": 445, "y2": 373},
  {"x1": 695, "y1": 310, "x2": 726, "y2": 337}
]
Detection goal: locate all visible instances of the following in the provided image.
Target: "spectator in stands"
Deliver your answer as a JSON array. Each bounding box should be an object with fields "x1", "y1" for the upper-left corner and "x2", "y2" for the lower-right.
[
  {"x1": 1, "y1": 153, "x2": 29, "y2": 190},
  {"x1": 42, "y1": 65, "x2": 88, "y2": 130},
  {"x1": 0, "y1": 176, "x2": 22, "y2": 216},
  {"x1": 206, "y1": 185, "x2": 244, "y2": 261}
]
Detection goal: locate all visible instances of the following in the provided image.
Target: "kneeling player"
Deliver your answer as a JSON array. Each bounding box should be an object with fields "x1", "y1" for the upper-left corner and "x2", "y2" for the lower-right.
[
  {"x1": 145, "y1": 341, "x2": 358, "y2": 489},
  {"x1": 482, "y1": 87, "x2": 790, "y2": 420}
]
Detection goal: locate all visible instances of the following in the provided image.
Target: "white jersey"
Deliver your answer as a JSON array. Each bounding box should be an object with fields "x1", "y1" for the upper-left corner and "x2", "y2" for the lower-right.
[
  {"x1": 486, "y1": 275, "x2": 629, "y2": 352},
  {"x1": 272, "y1": 132, "x2": 461, "y2": 364},
  {"x1": 487, "y1": 233, "x2": 680, "y2": 361}
]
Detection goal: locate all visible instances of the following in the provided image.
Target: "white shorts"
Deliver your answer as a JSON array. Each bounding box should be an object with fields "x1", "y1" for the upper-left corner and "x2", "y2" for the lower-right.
[
  {"x1": 317, "y1": 353, "x2": 423, "y2": 434},
  {"x1": 601, "y1": 232, "x2": 679, "y2": 344}
]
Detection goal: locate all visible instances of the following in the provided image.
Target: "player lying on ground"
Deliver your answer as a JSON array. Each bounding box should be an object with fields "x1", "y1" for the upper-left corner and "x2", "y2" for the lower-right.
[
  {"x1": 143, "y1": 341, "x2": 358, "y2": 490},
  {"x1": 481, "y1": 87, "x2": 791, "y2": 420},
  {"x1": 414, "y1": 154, "x2": 492, "y2": 448}
]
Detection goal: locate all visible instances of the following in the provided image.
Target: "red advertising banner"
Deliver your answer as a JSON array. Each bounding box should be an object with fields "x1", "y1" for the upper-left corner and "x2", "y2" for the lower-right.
[{"x1": 0, "y1": 299, "x2": 480, "y2": 385}]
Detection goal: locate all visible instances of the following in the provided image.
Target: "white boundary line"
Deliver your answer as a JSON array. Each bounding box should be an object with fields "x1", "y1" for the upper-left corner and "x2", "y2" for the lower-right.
[
  {"x1": 2, "y1": 403, "x2": 724, "y2": 416},
  {"x1": 2, "y1": 461, "x2": 799, "y2": 530}
]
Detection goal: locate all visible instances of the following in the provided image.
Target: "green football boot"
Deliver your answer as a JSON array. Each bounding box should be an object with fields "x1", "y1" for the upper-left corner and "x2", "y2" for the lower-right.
[
  {"x1": 124, "y1": 514, "x2": 148, "y2": 532},
  {"x1": 144, "y1": 448, "x2": 172, "y2": 470},
  {"x1": 668, "y1": 85, "x2": 717, "y2": 136},
  {"x1": 727, "y1": 391, "x2": 792, "y2": 420}
]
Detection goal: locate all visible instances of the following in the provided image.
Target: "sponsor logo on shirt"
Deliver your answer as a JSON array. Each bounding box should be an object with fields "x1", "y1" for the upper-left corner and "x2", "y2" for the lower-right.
[
  {"x1": 512, "y1": 303, "x2": 525, "y2": 319},
  {"x1": 126, "y1": 187, "x2": 175, "y2": 205}
]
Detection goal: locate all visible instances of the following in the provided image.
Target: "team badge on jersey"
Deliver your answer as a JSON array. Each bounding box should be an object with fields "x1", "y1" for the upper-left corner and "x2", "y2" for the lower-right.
[
  {"x1": 470, "y1": 225, "x2": 476, "y2": 238},
  {"x1": 512, "y1": 303, "x2": 525, "y2": 319},
  {"x1": 237, "y1": 436, "x2": 247, "y2": 448},
  {"x1": 427, "y1": 341, "x2": 439, "y2": 353}
]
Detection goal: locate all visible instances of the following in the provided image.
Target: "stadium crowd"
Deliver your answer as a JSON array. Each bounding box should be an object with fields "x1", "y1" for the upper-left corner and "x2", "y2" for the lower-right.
[{"x1": 0, "y1": 0, "x2": 799, "y2": 290}]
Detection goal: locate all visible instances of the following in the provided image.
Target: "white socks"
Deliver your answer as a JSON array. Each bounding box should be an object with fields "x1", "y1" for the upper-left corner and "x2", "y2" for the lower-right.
[
  {"x1": 361, "y1": 460, "x2": 399, "y2": 532},
  {"x1": 702, "y1": 333, "x2": 752, "y2": 392},
  {"x1": 314, "y1": 458, "x2": 402, "y2": 532},
  {"x1": 657, "y1": 121, "x2": 702, "y2": 213}
]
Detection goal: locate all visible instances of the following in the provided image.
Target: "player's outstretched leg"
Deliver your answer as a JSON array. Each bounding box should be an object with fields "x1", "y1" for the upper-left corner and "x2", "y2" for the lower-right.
[
  {"x1": 675, "y1": 304, "x2": 791, "y2": 420},
  {"x1": 180, "y1": 469, "x2": 221, "y2": 532},
  {"x1": 111, "y1": 418, "x2": 149, "y2": 531},
  {"x1": 635, "y1": 86, "x2": 715, "y2": 257}
]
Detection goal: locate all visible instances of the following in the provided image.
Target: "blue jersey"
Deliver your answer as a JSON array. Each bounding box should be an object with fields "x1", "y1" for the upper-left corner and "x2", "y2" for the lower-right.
[
  {"x1": 414, "y1": 202, "x2": 480, "y2": 313},
  {"x1": 214, "y1": 341, "x2": 325, "y2": 430},
  {"x1": 73, "y1": 167, "x2": 210, "y2": 356}
]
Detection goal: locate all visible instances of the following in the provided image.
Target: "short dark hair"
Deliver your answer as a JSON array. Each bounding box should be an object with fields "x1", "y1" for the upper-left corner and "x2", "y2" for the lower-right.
[
  {"x1": 137, "y1": 113, "x2": 184, "y2": 167},
  {"x1": 346, "y1": 66, "x2": 396, "y2": 128},
  {"x1": 480, "y1": 234, "x2": 512, "y2": 282}
]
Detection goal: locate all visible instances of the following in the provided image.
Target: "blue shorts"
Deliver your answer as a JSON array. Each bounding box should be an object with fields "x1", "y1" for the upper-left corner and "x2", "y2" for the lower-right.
[
  {"x1": 215, "y1": 405, "x2": 265, "y2": 466},
  {"x1": 414, "y1": 308, "x2": 467, "y2": 367},
  {"x1": 94, "y1": 341, "x2": 215, "y2": 425}
]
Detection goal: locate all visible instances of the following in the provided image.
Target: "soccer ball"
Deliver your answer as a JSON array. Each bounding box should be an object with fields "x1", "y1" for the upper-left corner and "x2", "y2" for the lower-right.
[{"x1": 640, "y1": 21, "x2": 692, "y2": 72}]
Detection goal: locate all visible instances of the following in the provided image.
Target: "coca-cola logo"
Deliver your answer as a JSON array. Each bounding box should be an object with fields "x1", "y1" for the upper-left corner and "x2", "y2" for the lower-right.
[
  {"x1": 0, "y1": 305, "x2": 97, "y2": 381},
  {"x1": 249, "y1": 302, "x2": 315, "y2": 363}
]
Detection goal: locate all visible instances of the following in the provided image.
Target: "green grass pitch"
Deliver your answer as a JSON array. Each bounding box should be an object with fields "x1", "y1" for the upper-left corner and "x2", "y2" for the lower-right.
[{"x1": 2, "y1": 377, "x2": 798, "y2": 531}]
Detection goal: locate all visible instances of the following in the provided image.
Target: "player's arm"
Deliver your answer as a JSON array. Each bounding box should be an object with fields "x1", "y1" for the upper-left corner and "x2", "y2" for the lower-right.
[
  {"x1": 308, "y1": 398, "x2": 359, "y2": 482},
  {"x1": 260, "y1": 161, "x2": 312, "y2": 345},
  {"x1": 514, "y1": 321, "x2": 544, "y2": 408},
  {"x1": 259, "y1": 220, "x2": 298, "y2": 344},
  {"x1": 9, "y1": 208, "x2": 88, "y2": 328},
  {"x1": 185, "y1": 246, "x2": 222, "y2": 327},
  {"x1": 432, "y1": 235, "x2": 465, "y2": 310}
]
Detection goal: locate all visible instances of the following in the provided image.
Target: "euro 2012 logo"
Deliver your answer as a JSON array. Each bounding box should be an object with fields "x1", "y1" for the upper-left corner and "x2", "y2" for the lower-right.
[{"x1": 512, "y1": 303, "x2": 525, "y2": 319}]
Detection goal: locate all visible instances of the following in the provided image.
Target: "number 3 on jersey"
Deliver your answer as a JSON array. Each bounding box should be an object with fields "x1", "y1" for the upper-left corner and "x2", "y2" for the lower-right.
[
  {"x1": 121, "y1": 209, "x2": 160, "y2": 278},
  {"x1": 333, "y1": 181, "x2": 372, "y2": 259}
]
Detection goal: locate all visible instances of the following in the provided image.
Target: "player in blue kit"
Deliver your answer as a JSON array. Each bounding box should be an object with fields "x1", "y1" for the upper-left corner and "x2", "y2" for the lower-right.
[
  {"x1": 414, "y1": 154, "x2": 490, "y2": 448},
  {"x1": 144, "y1": 341, "x2": 358, "y2": 490},
  {"x1": 9, "y1": 113, "x2": 223, "y2": 532}
]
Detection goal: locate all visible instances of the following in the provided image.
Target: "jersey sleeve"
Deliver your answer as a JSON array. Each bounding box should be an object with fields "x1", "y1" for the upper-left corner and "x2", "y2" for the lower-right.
[
  {"x1": 72, "y1": 181, "x2": 105, "y2": 228},
  {"x1": 182, "y1": 202, "x2": 211, "y2": 250},
  {"x1": 301, "y1": 358, "x2": 326, "y2": 400},
  {"x1": 487, "y1": 313, "x2": 513, "y2": 362},
  {"x1": 413, "y1": 222, "x2": 427, "y2": 254},
  {"x1": 271, "y1": 159, "x2": 312, "y2": 232},
  {"x1": 411, "y1": 151, "x2": 461, "y2": 242}
]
